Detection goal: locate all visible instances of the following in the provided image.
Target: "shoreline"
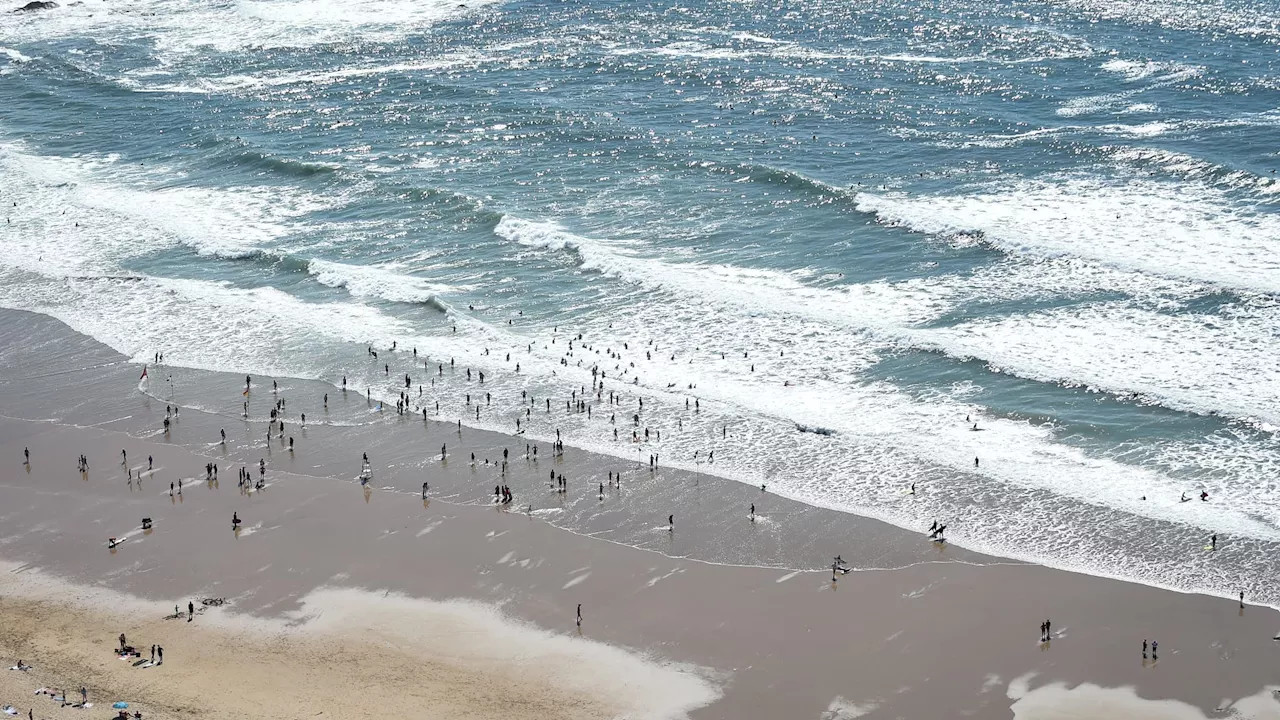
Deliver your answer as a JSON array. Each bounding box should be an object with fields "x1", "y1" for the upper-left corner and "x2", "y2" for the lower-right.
[
  {"x1": 2, "y1": 308, "x2": 1280, "y2": 718},
  {"x1": 1, "y1": 306, "x2": 1266, "y2": 610}
]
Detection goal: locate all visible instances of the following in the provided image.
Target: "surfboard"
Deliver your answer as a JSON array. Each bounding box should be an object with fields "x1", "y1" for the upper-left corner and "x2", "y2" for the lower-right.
[{"x1": 1204, "y1": 545, "x2": 1215, "y2": 551}]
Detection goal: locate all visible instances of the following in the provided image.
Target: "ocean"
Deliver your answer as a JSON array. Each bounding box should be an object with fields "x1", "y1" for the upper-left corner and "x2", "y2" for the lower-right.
[{"x1": 1, "y1": 0, "x2": 1278, "y2": 604}]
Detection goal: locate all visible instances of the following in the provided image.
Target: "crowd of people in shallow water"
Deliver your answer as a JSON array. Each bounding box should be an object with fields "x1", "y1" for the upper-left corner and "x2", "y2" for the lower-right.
[
  {"x1": 15, "y1": 320, "x2": 1249, "y2": 649},
  {"x1": 61, "y1": 322, "x2": 1244, "y2": 571}
]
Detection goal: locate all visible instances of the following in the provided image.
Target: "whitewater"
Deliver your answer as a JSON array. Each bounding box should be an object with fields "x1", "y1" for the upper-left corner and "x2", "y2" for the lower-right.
[{"x1": 1, "y1": 0, "x2": 1279, "y2": 604}]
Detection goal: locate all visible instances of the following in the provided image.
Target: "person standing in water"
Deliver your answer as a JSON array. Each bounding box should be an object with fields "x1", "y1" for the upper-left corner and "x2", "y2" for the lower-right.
[
  {"x1": 668, "y1": 514, "x2": 673, "y2": 531},
  {"x1": 576, "y1": 603, "x2": 582, "y2": 628}
]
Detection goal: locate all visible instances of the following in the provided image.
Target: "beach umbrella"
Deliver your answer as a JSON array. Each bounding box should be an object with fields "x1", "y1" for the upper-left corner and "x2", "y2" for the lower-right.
[{"x1": 113, "y1": 702, "x2": 129, "y2": 709}]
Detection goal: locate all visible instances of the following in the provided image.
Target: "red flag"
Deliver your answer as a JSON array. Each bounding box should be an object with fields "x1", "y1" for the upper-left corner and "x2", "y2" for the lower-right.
[{"x1": 139, "y1": 366, "x2": 148, "y2": 380}]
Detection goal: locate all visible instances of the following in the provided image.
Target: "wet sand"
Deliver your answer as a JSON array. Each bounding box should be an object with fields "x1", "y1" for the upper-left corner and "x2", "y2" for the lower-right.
[{"x1": 1, "y1": 308, "x2": 1279, "y2": 719}]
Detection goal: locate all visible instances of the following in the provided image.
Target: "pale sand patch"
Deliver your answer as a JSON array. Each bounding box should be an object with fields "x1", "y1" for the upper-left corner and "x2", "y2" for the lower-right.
[
  {"x1": 1007, "y1": 674, "x2": 1280, "y2": 720},
  {"x1": 0, "y1": 560, "x2": 719, "y2": 720},
  {"x1": 819, "y1": 696, "x2": 878, "y2": 719}
]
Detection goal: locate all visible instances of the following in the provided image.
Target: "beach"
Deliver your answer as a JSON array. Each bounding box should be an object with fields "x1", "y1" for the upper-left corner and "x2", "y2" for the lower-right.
[
  {"x1": 4, "y1": 0, "x2": 1280, "y2": 713},
  {"x1": 0, "y1": 308, "x2": 1277, "y2": 720}
]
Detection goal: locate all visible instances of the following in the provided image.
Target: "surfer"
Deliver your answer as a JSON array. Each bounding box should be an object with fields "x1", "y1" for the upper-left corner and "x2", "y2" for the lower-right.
[
  {"x1": 1181, "y1": 492, "x2": 1189, "y2": 502},
  {"x1": 750, "y1": 503, "x2": 755, "y2": 521},
  {"x1": 910, "y1": 482, "x2": 916, "y2": 495},
  {"x1": 576, "y1": 603, "x2": 582, "y2": 628},
  {"x1": 668, "y1": 514, "x2": 674, "y2": 531},
  {"x1": 1200, "y1": 490, "x2": 1209, "y2": 501},
  {"x1": 422, "y1": 481, "x2": 428, "y2": 498},
  {"x1": 1211, "y1": 534, "x2": 1217, "y2": 550}
]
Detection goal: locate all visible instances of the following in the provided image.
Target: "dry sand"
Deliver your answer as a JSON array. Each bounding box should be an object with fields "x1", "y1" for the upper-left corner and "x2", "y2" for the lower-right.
[
  {"x1": 2, "y1": 308, "x2": 1280, "y2": 720},
  {"x1": 0, "y1": 563, "x2": 713, "y2": 720}
]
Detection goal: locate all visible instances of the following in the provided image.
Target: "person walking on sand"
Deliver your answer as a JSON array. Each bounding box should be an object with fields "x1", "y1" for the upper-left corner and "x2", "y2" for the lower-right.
[
  {"x1": 150, "y1": 645, "x2": 155, "y2": 664},
  {"x1": 24, "y1": 447, "x2": 29, "y2": 464},
  {"x1": 188, "y1": 600, "x2": 194, "y2": 622},
  {"x1": 1142, "y1": 639, "x2": 1147, "y2": 658},
  {"x1": 157, "y1": 646, "x2": 163, "y2": 664},
  {"x1": 80, "y1": 687, "x2": 86, "y2": 706},
  {"x1": 422, "y1": 481, "x2": 428, "y2": 498},
  {"x1": 1045, "y1": 619, "x2": 1051, "y2": 639},
  {"x1": 1240, "y1": 590, "x2": 1245, "y2": 608}
]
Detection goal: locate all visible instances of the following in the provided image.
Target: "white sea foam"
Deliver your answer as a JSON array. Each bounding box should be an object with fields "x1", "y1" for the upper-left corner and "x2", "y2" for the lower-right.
[
  {"x1": 307, "y1": 259, "x2": 458, "y2": 306},
  {"x1": 1058, "y1": 62, "x2": 1200, "y2": 116},
  {"x1": 0, "y1": 142, "x2": 323, "y2": 264},
  {"x1": 0, "y1": 0, "x2": 500, "y2": 57},
  {"x1": 855, "y1": 175, "x2": 1280, "y2": 293},
  {"x1": 925, "y1": 300, "x2": 1280, "y2": 425},
  {"x1": 1100, "y1": 58, "x2": 1188, "y2": 81},
  {"x1": 125, "y1": 55, "x2": 495, "y2": 94},
  {"x1": 0, "y1": 274, "x2": 414, "y2": 379},
  {"x1": 0, "y1": 47, "x2": 31, "y2": 63}
]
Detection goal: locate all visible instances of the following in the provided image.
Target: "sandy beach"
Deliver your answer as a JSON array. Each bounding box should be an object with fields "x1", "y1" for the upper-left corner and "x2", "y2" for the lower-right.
[{"x1": 1, "y1": 308, "x2": 1279, "y2": 720}]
